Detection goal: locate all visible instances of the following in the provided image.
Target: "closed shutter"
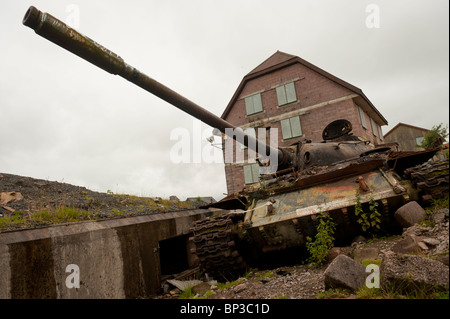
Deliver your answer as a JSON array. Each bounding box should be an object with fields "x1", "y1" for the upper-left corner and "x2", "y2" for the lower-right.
[
  {"x1": 290, "y1": 116, "x2": 302, "y2": 137},
  {"x1": 378, "y1": 125, "x2": 383, "y2": 140},
  {"x1": 245, "y1": 94, "x2": 263, "y2": 115},
  {"x1": 285, "y1": 82, "x2": 297, "y2": 104},
  {"x1": 252, "y1": 94, "x2": 263, "y2": 113},
  {"x1": 281, "y1": 116, "x2": 302, "y2": 140},
  {"x1": 243, "y1": 164, "x2": 260, "y2": 184},
  {"x1": 370, "y1": 118, "x2": 377, "y2": 136},
  {"x1": 276, "y1": 82, "x2": 297, "y2": 106},
  {"x1": 276, "y1": 86, "x2": 287, "y2": 106},
  {"x1": 281, "y1": 118, "x2": 292, "y2": 139},
  {"x1": 251, "y1": 164, "x2": 260, "y2": 182},
  {"x1": 243, "y1": 165, "x2": 253, "y2": 184},
  {"x1": 359, "y1": 106, "x2": 367, "y2": 129}
]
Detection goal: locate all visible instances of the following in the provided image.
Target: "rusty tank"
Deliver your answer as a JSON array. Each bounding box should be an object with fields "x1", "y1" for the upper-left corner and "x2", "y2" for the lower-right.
[{"x1": 23, "y1": 6, "x2": 449, "y2": 279}]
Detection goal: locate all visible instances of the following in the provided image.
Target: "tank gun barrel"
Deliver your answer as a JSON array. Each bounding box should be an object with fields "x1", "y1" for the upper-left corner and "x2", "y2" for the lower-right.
[{"x1": 23, "y1": 6, "x2": 289, "y2": 167}]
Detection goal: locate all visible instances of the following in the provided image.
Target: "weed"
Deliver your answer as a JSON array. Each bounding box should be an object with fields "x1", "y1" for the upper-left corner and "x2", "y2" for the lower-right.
[
  {"x1": 354, "y1": 188, "x2": 381, "y2": 235},
  {"x1": 306, "y1": 211, "x2": 336, "y2": 267},
  {"x1": 178, "y1": 287, "x2": 196, "y2": 299}
]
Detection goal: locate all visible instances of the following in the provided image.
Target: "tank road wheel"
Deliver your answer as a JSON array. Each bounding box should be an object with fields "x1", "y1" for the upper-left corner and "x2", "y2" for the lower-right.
[
  {"x1": 190, "y1": 213, "x2": 247, "y2": 281},
  {"x1": 404, "y1": 159, "x2": 449, "y2": 203}
]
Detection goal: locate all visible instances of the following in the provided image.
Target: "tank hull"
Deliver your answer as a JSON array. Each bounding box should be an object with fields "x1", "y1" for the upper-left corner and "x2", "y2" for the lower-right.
[{"x1": 238, "y1": 168, "x2": 408, "y2": 253}]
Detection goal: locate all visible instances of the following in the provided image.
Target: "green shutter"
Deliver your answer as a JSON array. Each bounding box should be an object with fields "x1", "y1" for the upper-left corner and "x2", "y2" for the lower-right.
[
  {"x1": 281, "y1": 118, "x2": 292, "y2": 139},
  {"x1": 253, "y1": 94, "x2": 263, "y2": 113},
  {"x1": 359, "y1": 106, "x2": 367, "y2": 129},
  {"x1": 285, "y1": 82, "x2": 297, "y2": 103},
  {"x1": 243, "y1": 165, "x2": 253, "y2": 184},
  {"x1": 378, "y1": 125, "x2": 383, "y2": 140},
  {"x1": 245, "y1": 94, "x2": 262, "y2": 115},
  {"x1": 276, "y1": 86, "x2": 287, "y2": 106},
  {"x1": 290, "y1": 116, "x2": 302, "y2": 137},
  {"x1": 251, "y1": 164, "x2": 260, "y2": 183},
  {"x1": 245, "y1": 96, "x2": 254, "y2": 115},
  {"x1": 244, "y1": 164, "x2": 260, "y2": 184},
  {"x1": 370, "y1": 118, "x2": 377, "y2": 136}
]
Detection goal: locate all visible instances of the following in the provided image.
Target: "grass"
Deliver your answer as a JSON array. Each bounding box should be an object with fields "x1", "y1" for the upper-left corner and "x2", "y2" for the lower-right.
[
  {"x1": 0, "y1": 206, "x2": 93, "y2": 229},
  {"x1": 425, "y1": 197, "x2": 449, "y2": 215}
]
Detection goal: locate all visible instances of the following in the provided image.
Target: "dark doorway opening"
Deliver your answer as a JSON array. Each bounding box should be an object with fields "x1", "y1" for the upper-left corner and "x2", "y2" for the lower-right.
[{"x1": 159, "y1": 234, "x2": 189, "y2": 276}]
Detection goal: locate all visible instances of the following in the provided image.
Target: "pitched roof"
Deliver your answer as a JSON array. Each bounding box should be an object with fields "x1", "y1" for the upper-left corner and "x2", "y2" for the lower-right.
[
  {"x1": 247, "y1": 51, "x2": 297, "y2": 76},
  {"x1": 221, "y1": 51, "x2": 388, "y2": 125},
  {"x1": 383, "y1": 122, "x2": 430, "y2": 138}
]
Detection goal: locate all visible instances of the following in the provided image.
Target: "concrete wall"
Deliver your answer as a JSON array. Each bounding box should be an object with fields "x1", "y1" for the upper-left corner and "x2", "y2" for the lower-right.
[{"x1": 0, "y1": 209, "x2": 219, "y2": 299}]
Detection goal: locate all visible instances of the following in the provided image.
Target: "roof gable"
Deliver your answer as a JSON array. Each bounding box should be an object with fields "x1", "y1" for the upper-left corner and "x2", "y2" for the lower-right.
[
  {"x1": 383, "y1": 122, "x2": 430, "y2": 138},
  {"x1": 247, "y1": 51, "x2": 296, "y2": 76},
  {"x1": 221, "y1": 51, "x2": 387, "y2": 126}
]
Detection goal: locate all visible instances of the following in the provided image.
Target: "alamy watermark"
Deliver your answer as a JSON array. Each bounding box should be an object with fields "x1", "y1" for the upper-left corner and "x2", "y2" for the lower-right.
[
  {"x1": 365, "y1": 4, "x2": 380, "y2": 29},
  {"x1": 65, "y1": 4, "x2": 81, "y2": 29},
  {"x1": 65, "y1": 264, "x2": 80, "y2": 289},
  {"x1": 169, "y1": 119, "x2": 279, "y2": 173},
  {"x1": 365, "y1": 264, "x2": 380, "y2": 288}
]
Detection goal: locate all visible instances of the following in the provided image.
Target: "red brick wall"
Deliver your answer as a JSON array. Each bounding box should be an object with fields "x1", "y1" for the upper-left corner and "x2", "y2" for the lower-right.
[{"x1": 222, "y1": 62, "x2": 384, "y2": 194}]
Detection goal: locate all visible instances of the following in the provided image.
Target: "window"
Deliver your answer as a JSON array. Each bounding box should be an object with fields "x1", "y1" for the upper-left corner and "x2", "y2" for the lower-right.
[
  {"x1": 280, "y1": 116, "x2": 302, "y2": 140},
  {"x1": 276, "y1": 82, "x2": 297, "y2": 106},
  {"x1": 243, "y1": 163, "x2": 260, "y2": 184},
  {"x1": 358, "y1": 106, "x2": 367, "y2": 129},
  {"x1": 245, "y1": 93, "x2": 263, "y2": 115},
  {"x1": 370, "y1": 118, "x2": 377, "y2": 137},
  {"x1": 416, "y1": 136, "x2": 425, "y2": 146},
  {"x1": 377, "y1": 124, "x2": 383, "y2": 141}
]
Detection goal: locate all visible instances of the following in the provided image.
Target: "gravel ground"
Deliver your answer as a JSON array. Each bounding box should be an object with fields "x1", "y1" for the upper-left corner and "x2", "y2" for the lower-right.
[
  {"x1": 157, "y1": 235, "x2": 408, "y2": 300},
  {"x1": 0, "y1": 172, "x2": 200, "y2": 232}
]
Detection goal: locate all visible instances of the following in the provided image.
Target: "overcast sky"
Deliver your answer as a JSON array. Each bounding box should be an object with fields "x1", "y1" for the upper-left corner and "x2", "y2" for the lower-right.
[{"x1": 0, "y1": 0, "x2": 448, "y2": 200}]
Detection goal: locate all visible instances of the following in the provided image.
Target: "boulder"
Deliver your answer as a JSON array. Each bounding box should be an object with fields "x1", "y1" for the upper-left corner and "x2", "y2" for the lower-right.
[
  {"x1": 381, "y1": 251, "x2": 449, "y2": 294},
  {"x1": 324, "y1": 255, "x2": 366, "y2": 291},
  {"x1": 394, "y1": 201, "x2": 427, "y2": 228}
]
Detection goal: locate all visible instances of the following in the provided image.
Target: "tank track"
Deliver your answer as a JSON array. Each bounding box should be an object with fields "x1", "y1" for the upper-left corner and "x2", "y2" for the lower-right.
[
  {"x1": 190, "y1": 212, "x2": 246, "y2": 281},
  {"x1": 404, "y1": 159, "x2": 449, "y2": 202}
]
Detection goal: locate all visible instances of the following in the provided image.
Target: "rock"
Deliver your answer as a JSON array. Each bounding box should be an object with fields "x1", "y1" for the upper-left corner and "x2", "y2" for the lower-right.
[
  {"x1": 169, "y1": 195, "x2": 180, "y2": 202},
  {"x1": 421, "y1": 238, "x2": 440, "y2": 247},
  {"x1": 0, "y1": 191, "x2": 24, "y2": 205},
  {"x1": 166, "y1": 279, "x2": 203, "y2": 291},
  {"x1": 394, "y1": 201, "x2": 427, "y2": 228},
  {"x1": 417, "y1": 241, "x2": 428, "y2": 250},
  {"x1": 233, "y1": 283, "x2": 247, "y2": 294},
  {"x1": 352, "y1": 235, "x2": 366, "y2": 244},
  {"x1": 437, "y1": 255, "x2": 449, "y2": 266},
  {"x1": 324, "y1": 255, "x2": 366, "y2": 291},
  {"x1": 326, "y1": 246, "x2": 352, "y2": 264},
  {"x1": 392, "y1": 235, "x2": 425, "y2": 255},
  {"x1": 353, "y1": 247, "x2": 379, "y2": 262},
  {"x1": 381, "y1": 252, "x2": 449, "y2": 294},
  {"x1": 403, "y1": 224, "x2": 432, "y2": 237},
  {"x1": 433, "y1": 209, "x2": 449, "y2": 224}
]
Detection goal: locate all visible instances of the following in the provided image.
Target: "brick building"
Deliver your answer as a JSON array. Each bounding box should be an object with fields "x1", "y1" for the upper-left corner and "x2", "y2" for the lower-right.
[{"x1": 221, "y1": 51, "x2": 388, "y2": 194}]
